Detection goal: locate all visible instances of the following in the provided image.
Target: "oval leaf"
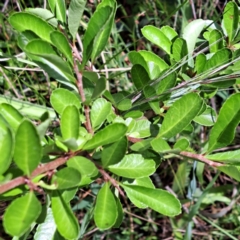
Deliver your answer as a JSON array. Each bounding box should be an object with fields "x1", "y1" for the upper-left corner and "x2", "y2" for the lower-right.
[
  {"x1": 131, "y1": 64, "x2": 150, "y2": 90},
  {"x1": 159, "y1": 93, "x2": 203, "y2": 139},
  {"x1": 83, "y1": 123, "x2": 127, "y2": 150},
  {"x1": 3, "y1": 192, "x2": 41, "y2": 237},
  {"x1": 108, "y1": 154, "x2": 155, "y2": 178},
  {"x1": 14, "y1": 120, "x2": 42, "y2": 175},
  {"x1": 50, "y1": 88, "x2": 81, "y2": 115},
  {"x1": 94, "y1": 183, "x2": 117, "y2": 230},
  {"x1": 122, "y1": 184, "x2": 181, "y2": 216}
]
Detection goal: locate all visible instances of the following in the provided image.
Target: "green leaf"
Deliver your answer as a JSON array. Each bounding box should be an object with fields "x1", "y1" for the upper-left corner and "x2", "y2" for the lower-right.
[
  {"x1": 3, "y1": 192, "x2": 41, "y2": 237},
  {"x1": 141, "y1": 25, "x2": 171, "y2": 54},
  {"x1": 193, "y1": 106, "x2": 216, "y2": 126},
  {"x1": 25, "y1": 40, "x2": 75, "y2": 83},
  {"x1": 159, "y1": 93, "x2": 203, "y2": 139},
  {"x1": 50, "y1": 31, "x2": 73, "y2": 65},
  {"x1": 194, "y1": 53, "x2": 206, "y2": 74},
  {"x1": 117, "y1": 99, "x2": 132, "y2": 111},
  {"x1": 113, "y1": 197, "x2": 123, "y2": 228},
  {"x1": 208, "y1": 93, "x2": 240, "y2": 152},
  {"x1": 143, "y1": 86, "x2": 160, "y2": 114},
  {"x1": 222, "y1": 1, "x2": 238, "y2": 43},
  {"x1": 206, "y1": 150, "x2": 240, "y2": 165},
  {"x1": 0, "y1": 104, "x2": 23, "y2": 132},
  {"x1": 48, "y1": 0, "x2": 66, "y2": 23},
  {"x1": 122, "y1": 184, "x2": 181, "y2": 216},
  {"x1": 82, "y1": 6, "x2": 112, "y2": 65},
  {"x1": 131, "y1": 64, "x2": 150, "y2": 90},
  {"x1": 217, "y1": 165, "x2": 240, "y2": 181},
  {"x1": 9, "y1": 12, "x2": 54, "y2": 43},
  {"x1": 108, "y1": 154, "x2": 155, "y2": 178},
  {"x1": 37, "y1": 112, "x2": 51, "y2": 140},
  {"x1": 90, "y1": 98, "x2": 111, "y2": 129},
  {"x1": 91, "y1": 1, "x2": 116, "y2": 61},
  {"x1": 172, "y1": 37, "x2": 188, "y2": 62},
  {"x1": 208, "y1": 29, "x2": 224, "y2": 53},
  {"x1": 128, "y1": 51, "x2": 148, "y2": 72},
  {"x1": 91, "y1": 77, "x2": 107, "y2": 99},
  {"x1": 83, "y1": 123, "x2": 127, "y2": 150},
  {"x1": 68, "y1": 0, "x2": 87, "y2": 39},
  {"x1": 52, "y1": 167, "x2": 81, "y2": 189},
  {"x1": 101, "y1": 137, "x2": 127, "y2": 168},
  {"x1": 160, "y1": 26, "x2": 178, "y2": 41},
  {"x1": 60, "y1": 105, "x2": 80, "y2": 140},
  {"x1": 173, "y1": 138, "x2": 190, "y2": 151},
  {"x1": 51, "y1": 191, "x2": 79, "y2": 239},
  {"x1": 14, "y1": 120, "x2": 42, "y2": 175},
  {"x1": 50, "y1": 88, "x2": 81, "y2": 115},
  {"x1": 127, "y1": 118, "x2": 151, "y2": 138},
  {"x1": 25, "y1": 7, "x2": 58, "y2": 27},
  {"x1": 0, "y1": 115, "x2": 14, "y2": 175},
  {"x1": 151, "y1": 137, "x2": 171, "y2": 153},
  {"x1": 156, "y1": 71, "x2": 176, "y2": 95},
  {"x1": 94, "y1": 182, "x2": 117, "y2": 230}
]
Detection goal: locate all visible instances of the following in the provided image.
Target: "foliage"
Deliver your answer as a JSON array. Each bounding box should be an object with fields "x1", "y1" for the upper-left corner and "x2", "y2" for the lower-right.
[{"x1": 1, "y1": 0, "x2": 240, "y2": 239}]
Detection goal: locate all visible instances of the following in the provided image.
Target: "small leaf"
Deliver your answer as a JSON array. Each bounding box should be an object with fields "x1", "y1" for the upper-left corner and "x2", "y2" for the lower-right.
[
  {"x1": 131, "y1": 64, "x2": 150, "y2": 90},
  {"x1": 9, "y1": 12, "x2": 54, "y2": 43},
  {"x1": 48, "y1": 0, "x2": 66, "y2": 23},
  {"x1": 50, "y1": 31, "x2": 73, "y2": 65},
  {"x1": 128, "y1": 51, "x2": 148, "y2": 72},
  {"x1": 60, "y1": 105, "x2": 80, "y2": 140},
  {"x1": 83, "y1": 123, "x2": 127, "y2": 150},
  {"x1": 194, "y1": 53, "x2": 206, "y2": 74},
  {"x1": 50, "y1": 88, "x2": 81, "y2": 115},
  {"x1": 173, "y1": 138, "x2": 190, "y2": 151},
  {"x1": 101, "y1": 137, "x2": 127, "y2": 168},
  {"x1": 172, "y1": 37, "x2": 188, "y2": 62},
  {"x1": 117, "y1": 99, "x2": 132, "y2": 111},
  {"x1": 160, "y1": 26, "x2": 178, "y2": 41},
  {"x1": 14, "y1": 120, "x2": 42, "y2": 175},
  {"x1": 68, "y1": 0, "x2": 87, "y2": 39},
  {"x1": 193, "y1": 106, "x2": 216, "y2": 126},
  {"x1": 222, "y1": 1, "x2": 238, "y2": 43},
  {"x1": 91, "y1": 77, "x2": 107, "y2": 99},
  {"x1": 94, "y1": 183, "x2": 117, "y2": 230},
  {"x1": 208, "y1": 29, "x2": 224, "y2": 53},
  {"x1": 159, "y1": 93, "x2": 203, "y2": 139},
  {"x1": 151, "y1": 137, "x2": 171, "y2": 153},
  {"x1": 122, "y1": 184, "x2": 181, "y2": 216},
  {"x1": 51, "y1": 191, "x2": 79, "y2": 239},
  {"x1": 108, "y1": 154, "x2": 155, "y2": 178},
  {"x1": 52, "y1": 167, "x2": 81, "y2": 189},
  {"x1": 3, "y1": 192, "x2": 41, "y2": 237},
  {"x1": 113, "y1": 197, "x2": 123, "y2": 228},
  {"x1": 156, "y1": 71, "x2": 176, "y2": 95},
  {"x1": 90, "y1": 98, "x2": 111, "y2": 129},
  {"x1": 141, "y1": 25, "x2": 171, "y2": 54},
  {"x1": 127, "y1": 118, "x2": 151, "y2": 138},
  {"x1": 208, "y1": 93, "x2": 240, "y2": 152},
  {"x1": 0, "y1": 115, "x2": 14, "y2": 175},
  {"x1": 0, "y1": 103, "x2": 23, "y2": 132}
]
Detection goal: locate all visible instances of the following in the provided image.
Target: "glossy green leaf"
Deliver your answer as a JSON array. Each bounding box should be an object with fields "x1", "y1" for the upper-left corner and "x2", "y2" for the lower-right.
[
  {"x1": 130, "y1": 138, "x2": 152, "y2": 152},
  {"x1": 25, "y1": 40, "x2": 75, "y2": 83},
  {"x1": 83, "y1": 123, "x2": 127, "y2": 150},
  {"x1": 94, "y1": 182, "x2": 117, "y2": 230},
  {"x1": 61, "y1": 188, "x2": 78, "y2": 203},
  {"x1": 50, "y1": 88, "x2": 81, "y2": 115},
  {"x1": 68, "y1": 0, "x2": 87, "y2": 39},
  {"x1": 3, "y1": 192, "x2": 41, "y2": 237},
  {"x1": 160, "y1": 26, "x2": 178, "y2": 41},
  {"x1": 122, "y1": 184, "x2": 181, "y2": 216},
  {"x1": 25, "y1": 7, "x2": 58, "y2": 27},
  {"x1": 48, "y1": 0, "x2": 66, "y2": 23},
  {"x1": 51, "y1": 191, "x2": 79, "y2": 239},
  {"x1": 91, "y1": 77, "x2": 106, "y2": 99},
  {"x1": 14, "y1": 120, "x2": 42, "y2": 175},
  {"x1": 131, "y1": 64, "x2": 150, "y2": 90},
  {"x1": 217, "y1": 165, "x2": 240, "y2": 181},
  {"x1": 194, "y1": 53, "x2": 206, "y2": 74},
  {"x1": 0, "y1": 115, "x2": 14, "y2": 175},
  {"x1": 151, "y1": 137, "x2": 171, "y2": 153},
  {"x1": 101, "y1": 137, "x2": 127, "y2": 168},
  {"x1": 67, "y1": 156, "x2": 98, "y2": 186},
  {"x1": 91, "y1": 1, "x2": 116, "y2": 61},
  {"x1": 172, "y1": 37, "x2": 188, "y2": 62},
  {"x1": 222, "y1": 1, "x2": 238, "y2": 43},
  {"x1": 9, "y1": 12, "x2": 54, "y2": 43},
  {"x1": 207, "y1": 149, "x2": 240, "y2": 165},
  {"x1": 90, "y1": 98, "x2": 111, "y2": 129},
  {"x1": 139, "y1": 50, "x2": 169, "y2": 79},
  {"x1": 50, "y1": 31, "x2": 73, "y2": 65},
  {"x1": 34, "y1": 208, "x2": 59, "y2": 240},
  {"x1": 61, "y1": 105, "x2": 80, "y2": 140},
  {"x1": 208, "y1": 93, "x2": 240, "y2": 152},
  {"x1": 193, "y1": 106, "x2": 216, "y2": 126},
  {"x1": 108, "y1": 154, "x2": 155, "y2": 178},
  {"x1": 127, "y1": 118, "x2": 151, "y2": 138},
  {"x1": 52, "y1": 167, "x2": 81, "y2": 189},
  {"x1": 113, "y1": 197, "x2": 123, "y2": 228},
  {"x1": 124, "y1": 110, "x2": 143, "y2": 119},
  {"x1": 159, "y1": 93, "x2": 203, "y2": 139},
  {"x1": 209, "y1": 29, "x2": 224, "y2": 53},
  {"x1": 173, "y1": 138, "x2": 189, "y2": 151},
  {"x1": 156, "y1": 71, "x2": 176, "y2": 95},
  {"x1": 82, "y1": 6, "x2": 112, "y2": 65},
  {"x1": 128, "y1": 51, "x2": 148, "y2": 72},
  {"x1": 141, "y1": 25, "x2": 171, "y2": 54},
  {"x1": 117, "y1": 99, "x2": 132, "y2": 111}
]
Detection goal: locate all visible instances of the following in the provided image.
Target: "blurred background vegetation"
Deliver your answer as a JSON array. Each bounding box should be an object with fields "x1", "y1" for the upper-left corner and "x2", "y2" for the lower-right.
[{"x1": 1, "y1": 0, "x2": 240, "y2": 239}]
